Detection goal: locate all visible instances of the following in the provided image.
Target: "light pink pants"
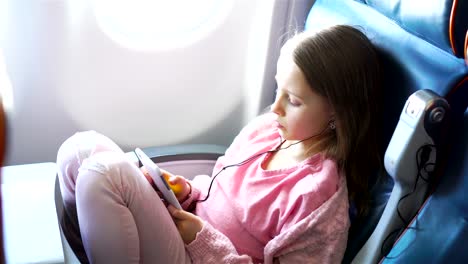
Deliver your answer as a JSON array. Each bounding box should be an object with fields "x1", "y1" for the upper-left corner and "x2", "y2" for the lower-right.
[{"x1": 56, "y1": 131, "x2": 191, "y2": 264}]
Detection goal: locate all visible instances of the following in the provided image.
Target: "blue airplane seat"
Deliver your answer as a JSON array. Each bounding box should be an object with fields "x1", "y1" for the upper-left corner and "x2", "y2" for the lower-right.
[{"x1": 302, "y1": 0, "x2": 467, "y2": 263}]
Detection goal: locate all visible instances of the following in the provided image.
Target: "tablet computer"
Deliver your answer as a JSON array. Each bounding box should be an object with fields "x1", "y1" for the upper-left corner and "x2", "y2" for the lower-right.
[{"x1": 134, "y1": 148, "x2": 182, "y2": 209}]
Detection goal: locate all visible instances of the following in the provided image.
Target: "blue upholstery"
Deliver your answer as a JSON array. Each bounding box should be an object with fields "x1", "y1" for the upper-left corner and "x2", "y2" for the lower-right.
[
  {"x1": 303, "y1": 0, "x2": 467, "y2": 262},
  {"x1": 364, "y1": 0, "x2": 468, "y2": 59}
]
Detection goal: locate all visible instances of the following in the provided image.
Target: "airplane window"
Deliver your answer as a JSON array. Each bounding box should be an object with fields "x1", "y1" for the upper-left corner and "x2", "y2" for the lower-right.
[{"x1": 92, "y1": 0, "x2": 234, "y2": 51}]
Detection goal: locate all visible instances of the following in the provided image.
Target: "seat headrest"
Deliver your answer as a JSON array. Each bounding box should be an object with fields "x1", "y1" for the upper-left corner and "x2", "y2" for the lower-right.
[{"x1": 362, "y1": 0, "x2": 468, "y2": 60}]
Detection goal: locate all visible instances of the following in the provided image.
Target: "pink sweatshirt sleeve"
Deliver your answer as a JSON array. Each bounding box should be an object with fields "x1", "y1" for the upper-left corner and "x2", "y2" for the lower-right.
[{"x1": 186, "y1": 222, "x2": 255, "y2": 264}]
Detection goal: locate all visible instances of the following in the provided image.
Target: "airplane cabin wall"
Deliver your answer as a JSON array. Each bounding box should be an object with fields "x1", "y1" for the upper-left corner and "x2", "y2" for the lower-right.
[{"x1": 0, "y1": 0, "x2": 315, "y2": 166}]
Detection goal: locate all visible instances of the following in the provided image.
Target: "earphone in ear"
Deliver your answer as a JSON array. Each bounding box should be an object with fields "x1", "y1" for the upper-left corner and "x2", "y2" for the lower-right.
[{"x1": 329, "y1": 120, "x2": 336, "y2": 130}]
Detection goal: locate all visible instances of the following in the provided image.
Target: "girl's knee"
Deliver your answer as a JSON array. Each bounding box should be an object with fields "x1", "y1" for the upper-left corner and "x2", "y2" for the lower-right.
[
  {"x1": 57, "y1": 131, "x2": 120, "y2": 192},
  {"x1": 77, "y1": 152, "x2": 138, "y2": 195},
  {"x1": 57, "y1": 131, "x2": 96, "y2": 167},
  {"x1": 57, "y1": 131, "x2": 122, "y2": 169}
]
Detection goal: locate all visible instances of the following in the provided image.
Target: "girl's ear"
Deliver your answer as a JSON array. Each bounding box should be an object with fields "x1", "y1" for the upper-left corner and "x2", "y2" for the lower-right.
[
  {"x1": 328, "y1": 119, "x2": 336, "y2": 130},
  {"x1": 328, "y1": 113, "x2": 336, "y2": 129}
]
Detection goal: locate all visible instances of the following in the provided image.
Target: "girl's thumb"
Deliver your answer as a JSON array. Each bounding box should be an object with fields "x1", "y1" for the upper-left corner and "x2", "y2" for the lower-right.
[{"x1": 168, "y1": 205, "x2": 188, "y2": 219}]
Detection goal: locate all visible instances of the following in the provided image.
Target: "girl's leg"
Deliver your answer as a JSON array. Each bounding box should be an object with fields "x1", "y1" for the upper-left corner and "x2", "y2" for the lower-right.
[
  {"x1": 56, "y1": 131, "x2": 189, "y2": 263},
  {"x1": 57, "y1": 131, "x2": 124, "y2": 263},
  {"x1": 77, "y1": 151, "x2": 189, "y2": 263}
]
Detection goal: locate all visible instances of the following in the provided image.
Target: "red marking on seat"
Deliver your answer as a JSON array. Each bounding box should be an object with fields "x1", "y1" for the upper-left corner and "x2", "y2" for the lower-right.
[{"x1": 449, "y1": 0, "x2": 459, "y2": 56}]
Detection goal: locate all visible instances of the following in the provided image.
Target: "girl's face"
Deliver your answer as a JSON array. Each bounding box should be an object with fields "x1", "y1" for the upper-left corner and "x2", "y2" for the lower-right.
[{"x1": 271, "y1": 50, "x2": 333, "y2": 143}]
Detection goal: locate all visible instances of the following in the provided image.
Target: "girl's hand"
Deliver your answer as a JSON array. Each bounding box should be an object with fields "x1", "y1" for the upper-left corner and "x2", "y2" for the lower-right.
[
  {"x1": 168, "y1": 205, "x2": 204, "y2": 244},
  {"x1": 164, "y1": 174, "x2": 191, "y2": 201},
  {"x1": 140, "y1": 167, "x2": 191, "y2": 201}
]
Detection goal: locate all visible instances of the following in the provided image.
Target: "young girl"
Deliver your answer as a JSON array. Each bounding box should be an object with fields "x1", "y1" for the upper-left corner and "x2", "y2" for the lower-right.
[{"x1": 57, "y1": 24, "x2": 381, "y2": 263}]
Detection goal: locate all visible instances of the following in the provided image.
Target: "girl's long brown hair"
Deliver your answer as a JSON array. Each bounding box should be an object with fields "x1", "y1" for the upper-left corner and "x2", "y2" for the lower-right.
[{"x1": 292, "y1": 25, "x2": 383, "y2": 218}]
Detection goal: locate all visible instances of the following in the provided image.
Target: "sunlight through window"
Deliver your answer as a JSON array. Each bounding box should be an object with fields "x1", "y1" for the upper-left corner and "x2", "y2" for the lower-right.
[{"x1": 92, "y1": 0, "x2": 233, "y2": 51}]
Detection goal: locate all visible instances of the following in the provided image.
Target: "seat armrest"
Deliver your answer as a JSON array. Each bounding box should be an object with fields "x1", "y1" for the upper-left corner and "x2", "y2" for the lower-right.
[
  {"x1": 2, "y1": 163, "x2": 65, "y2": 263},
  {"x1": 126, "y1": 144, "x2": 227, "y2": 180},
  {"x1": 126, "y1": 143, "x2": 226, "y2": 165},
  {"x1": 142, "y1": 144, "x2": 227, "y2": 162}
]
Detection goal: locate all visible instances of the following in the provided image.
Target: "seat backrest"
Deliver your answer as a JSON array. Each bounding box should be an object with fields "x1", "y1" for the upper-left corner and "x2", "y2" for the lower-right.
[{"x1": 302, "y1": 0, "x2": 467, "y2": 263}]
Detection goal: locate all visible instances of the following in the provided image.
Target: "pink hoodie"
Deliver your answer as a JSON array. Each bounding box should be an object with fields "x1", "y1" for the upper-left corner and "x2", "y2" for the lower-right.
[{"x1": 181, "y1": 113, "x2": 350, "y2": 263}]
